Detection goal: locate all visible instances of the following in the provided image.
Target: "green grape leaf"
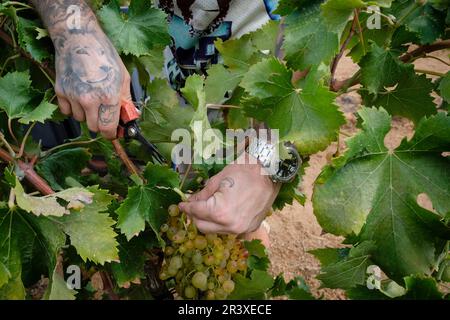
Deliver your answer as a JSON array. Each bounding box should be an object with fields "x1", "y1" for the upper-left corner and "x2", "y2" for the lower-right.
[
  {"x1": 56, "y1": 186, "x2": 119, "y2": 264},
  {"x1": 181, "y1": 74, "x2": 225, "y2": 160},
  {"x1": 439, "y1": 72, "x2": 450, "y2": 103},
  {"x1": 282, "y1": 1, "x2": 339, "y2": 70},
  {"x1": 361, "y1": 71, "x2": 437, "y2": 123},
  {"x1": 403, "y1": 276, "x2": 444, "y2": 300},
  {"x1": 346, "y1": 285, "x2": 391, "y2": 300},
  {"x1": 271, "y1": 275, "x2": 315, "y2": 300},
  {"x1": 0, "y1": 71, "x2": 39, "y2": 119},
  {"x1": 215, "y1": 36, "x2": 260, "y2": 76},
  {"x1": 245, "y1": 240, "x2": 270, "y2": 271},
  {"x1": 98, "y1": 0, "x2": 170, "y2": 56},
  {"x1": 244, "y1": 240, "x2": 268, "y2": 259},
  {"x1": 110, "y1": 232, "x2": 156, "y2": 288},
  {"x1": 205, "y1": 64, "x2": 241, "y2": 105},
  {"x1": 14, "y1": 178, "x2": 94, "y2": 217},
  {"x1": 309, "y1": 247, "x2": 351, "y2": 267},
  {"x1": 0, "y1": 262, "x2": 10, "y2": 288},
  {"x1": 215, "y1": 20, "x2": 279, "y2": 76},
  {"x1": 116, "y1": 164, "x2": 180, "y2": 241},
  {"x1": 241, "y1": 58, "x2": 345, "y2": 154},
  {"x1": 36, "y1": 148, "x2": 91, "y2": 191},
  {"x1": 316, "y1": 241, "x2": 376, "y2": 289},
  {"x1": 390, "y1": 2, "x2": 447, "y2": 44},
  {"x1": 313, "y1": 108, "x2": 450, "y2": 281},
  {"x1": 273, "y1": 168, "x2": 306, "y2": 209},
  {"x1": 359, "y1": 43, "x2": 411, "y2": 94},
  {"x1": 228, "y1": 270, "x2": 274, "y2": 300},
  {"x1": 18, "y1": 99, "x2": 58, "y2": 125},
  {"x1": 17, "y1": 17, "x2": 51, "y2": 63},
  {"x1": 321, "y1": 0, "x2": 366, "y2": 35},
  {"x1": 321, "y1": 0, "x2": 393, "y2": 36},
  {"x1": 46, "y1": 259, "x2": 77, "y2": 300},
  {"x1": 141, "y1": 78, "x2": 194, "y2": 142},
  {"x1": 274, "y1": 0, "x2": 310, "y2": 15},
  {"x1": 0, "y1": 207, "x2": 66, "y2": 299}
]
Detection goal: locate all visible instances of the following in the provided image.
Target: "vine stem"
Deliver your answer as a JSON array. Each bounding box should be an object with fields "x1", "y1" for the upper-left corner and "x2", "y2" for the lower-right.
[
  {"x1": 8, "y1": 118, "x2": 19, "y2": 145},
  {"x1": 42, "y1": 137, "x2": 101, "y2": 156},
  {"x1": 0, "y1": 53, "x2": 20, "y2": 76},
  {"x1": 354, "y1": 9, "x2": 366, "y2": 56},
  {"x1": 415, "y1": 69, "x2": 446, "y2": 77},
  {"x1": 8, "y1": 189, "x2": 15, "y2": 209},
  {"x1": 179, "y1": 162, "x2": 192, "y2": 191},
  {"x1": 111, "y1": 139, "x2": 141, "y2": 178},
  {"x1": 330, "y1": 12, "x2": 358, "y2": 90},
  {"x1": 17, "y1": 122, "x2": 36, "y2": 158},
  {"x1": 3, "y1": 1, "x2": 33, "y2": 9},
  {"x1": 400, "y1": 40, "x2": 450, "y2": 63},
  {"x1": 423, "y1": 55, "x2": 450, "y2": 67},
  {"x1": 0, "y1": 148, "x2": 54, "y2": 195},
  {"x1": 0, "y1": 132, "x2": 16, "y2": 157}
]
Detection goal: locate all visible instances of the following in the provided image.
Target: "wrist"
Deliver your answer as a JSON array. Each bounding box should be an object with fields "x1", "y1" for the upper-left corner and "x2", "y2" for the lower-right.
[{"x1": 246, "y1": 139, "x2": 301, "y2": 184}]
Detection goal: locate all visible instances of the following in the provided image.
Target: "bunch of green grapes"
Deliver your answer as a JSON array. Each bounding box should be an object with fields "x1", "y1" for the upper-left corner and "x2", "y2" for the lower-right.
[{"x1": 159, "y1": 204, "x2": 248, "y2": 300}]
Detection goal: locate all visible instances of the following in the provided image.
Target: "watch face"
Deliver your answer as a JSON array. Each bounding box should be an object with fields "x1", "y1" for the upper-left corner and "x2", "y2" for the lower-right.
[{"x1": 273, "y1": 144, "x2": 301, "y2": 183}]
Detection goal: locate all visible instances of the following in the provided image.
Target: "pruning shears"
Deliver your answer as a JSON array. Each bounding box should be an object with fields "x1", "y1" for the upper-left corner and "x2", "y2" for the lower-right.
[{"x1": 117, "y1": 100, "x2": 167, "y2": 164}]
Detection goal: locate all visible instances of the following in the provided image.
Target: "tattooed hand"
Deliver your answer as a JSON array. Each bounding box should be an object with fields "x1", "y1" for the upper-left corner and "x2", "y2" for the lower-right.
[
  {"x1": 179, "y1": 153, "x2": 281, "y2": 234},
  {"x1": 32, "y1": 0, "x2": 131, "y2": 139}
]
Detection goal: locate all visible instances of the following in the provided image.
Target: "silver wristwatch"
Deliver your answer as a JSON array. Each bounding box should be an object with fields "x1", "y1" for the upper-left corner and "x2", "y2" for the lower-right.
[{"x1": 247, "y1": 139, "x2": 301, "y2": 183}]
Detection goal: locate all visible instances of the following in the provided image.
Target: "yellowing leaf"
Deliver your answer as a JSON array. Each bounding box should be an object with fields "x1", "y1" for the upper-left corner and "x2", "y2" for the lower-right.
[{"x1": 14, "y1": 179, "x2": 93, "y2": 217}]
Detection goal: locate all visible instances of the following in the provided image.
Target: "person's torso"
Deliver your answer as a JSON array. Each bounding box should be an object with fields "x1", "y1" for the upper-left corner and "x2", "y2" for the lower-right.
[{"x1": 157, "y1": 0, "x2": 279, "y2": 89}]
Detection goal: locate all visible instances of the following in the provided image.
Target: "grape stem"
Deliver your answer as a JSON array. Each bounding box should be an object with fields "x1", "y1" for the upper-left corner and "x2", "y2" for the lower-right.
[
  {"x1": 330, "y1": 11, "x2": 358, "y2": 90},
  {"x1": 173, "y1": 187, "x2": 189, "y2": 202},
  {"x1": 17, "y1": 122, "x2": 36, "y2": 159}
]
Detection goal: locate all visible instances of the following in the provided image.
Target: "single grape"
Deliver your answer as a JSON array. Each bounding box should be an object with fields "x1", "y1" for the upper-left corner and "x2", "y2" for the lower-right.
[
  {"x1": 207, "y1": 281, "x2": 215, "y2": 290},
  {"x1": 205, "y1": 233, "x2": 217, "y2": 244},
  {"x1": 185, "y1": 240, "x2": 194, "y2": 250},
  {"x1": 191, "y1": 272, "x2": 208, "y2": 291},
  {"x1": 215, "y1": 287, "x2": 227, "y2": 300},
  {"x1": 170, "y1": 255, "x2": 183, "y2": 270},
  {"x1": 165, "y1": 246, "x2": 174, "y2": 256},
  {"x1": 195, "y1": 264, "x2": 206, "y2": 272},
  {"x1": 226, "y1": 261, "x2": 238, "y2": 274},
  {"x1": 213, "y1": 248, "x2": 224, "y2": 261},
  {"x1": 205, "y1": 290, "x2": 215, "y2": 300},
  {"x1": 194, "y1": 235, "x2": 208, "y2": 250},
  {"x1": 203, "y1": 254, "x2": 215, "y2": 266},
  {"x1": 168, "y1": 204, "x2": 180, "y2": 217},
  {"x1": 222, "y1": 279, "x2": 235, "y2": 294},
  {"x1": 227, "y1": 234, "x2": 237, "y2": 241},
  {"x1": 173, "y1": 230, "x2": 187, "y2": 244},
  {"x1": 167, "y1": 266, "x2": 178, "y2": 277},
  {"x1": 184, "y1": 286, "x2": 196, "y2": 299},
  {"x1": 237, "y1": 259, "x2": 247, "y2": 271},
  {"x1": 192, "y1": 251, "x2": 203, "y2": 265},
  {"x1": 178, "y1": 245, "x2": 187, "y2": 254},
  {"x1": 160, "y1": 224, "x2": 169, "y2": 233},
  {"x1": 166, "y1": 227, "x2": 178, "y2": 241},
  {"x1": 159, "y1": 271, "x2": 169, "y2": 280}
]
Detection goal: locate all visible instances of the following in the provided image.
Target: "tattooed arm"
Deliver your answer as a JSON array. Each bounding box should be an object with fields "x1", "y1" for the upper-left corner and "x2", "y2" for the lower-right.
[{"x1": 31, "y1": 0, "x2": 131, "y2": 139}]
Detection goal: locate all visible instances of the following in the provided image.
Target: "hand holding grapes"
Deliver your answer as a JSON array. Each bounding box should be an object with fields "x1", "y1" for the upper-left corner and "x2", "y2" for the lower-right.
[{"x1": 179, "y1": 153, "x2": 281, "y2": 235}]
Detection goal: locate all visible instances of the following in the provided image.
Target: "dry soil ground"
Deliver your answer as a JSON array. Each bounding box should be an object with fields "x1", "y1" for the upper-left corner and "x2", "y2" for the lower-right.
[{"x1": 267, "y1": 49, "x2": 450, "y2": 300}]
